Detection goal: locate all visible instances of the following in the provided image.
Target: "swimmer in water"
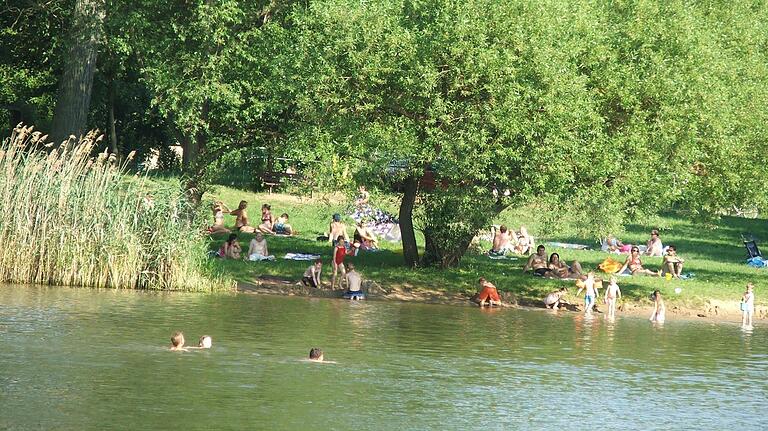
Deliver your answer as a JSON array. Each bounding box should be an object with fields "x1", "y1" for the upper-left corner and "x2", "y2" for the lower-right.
[{"x1": 170, "y1": 331, "x2": 187, "y2": 351}]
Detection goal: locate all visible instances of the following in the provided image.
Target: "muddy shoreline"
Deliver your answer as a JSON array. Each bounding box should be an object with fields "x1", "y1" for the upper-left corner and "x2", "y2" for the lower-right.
[{"x1": 237, "y1": 276, "x2": 765, "y2": 324}]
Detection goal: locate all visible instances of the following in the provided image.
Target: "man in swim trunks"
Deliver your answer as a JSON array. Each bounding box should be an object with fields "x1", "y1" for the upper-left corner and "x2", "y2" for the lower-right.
[
  {"x1": 328, "y1": 214, "x2": 349, "y2": 246},
  {"x1": 523, "y1": 245, "x2": 550, "y2": 276},
  {"x1": 477, "y1": 277, "x2": 502, "y2": 307},
  {"x1": 345, "y1": 263, "x2": 363, "y2": 298},
  {"x1": 490, "y1": 225, "x2": 514, "y2": 255}
]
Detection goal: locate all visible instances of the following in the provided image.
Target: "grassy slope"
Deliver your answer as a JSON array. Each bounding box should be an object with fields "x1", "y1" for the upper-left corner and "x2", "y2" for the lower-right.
[{"x1": 205, "y1": 186, "x2": 767, "y2": 308}]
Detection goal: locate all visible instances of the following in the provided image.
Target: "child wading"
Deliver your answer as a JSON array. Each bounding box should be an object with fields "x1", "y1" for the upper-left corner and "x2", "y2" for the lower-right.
[
  {"x1": 576, "y1": 272, "x2": 599, "y2": 314},
  {"x1": 604, "y1": 276, "x2": 622, "y2": 319},
  {"x1": 741, "y1": 283, "x2": 755, "y2": 329}
]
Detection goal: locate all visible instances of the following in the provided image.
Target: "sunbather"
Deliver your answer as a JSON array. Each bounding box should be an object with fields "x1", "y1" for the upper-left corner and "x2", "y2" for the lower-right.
[{"x1": 618, "y1": 247, "x2": 660, "y2": 276}]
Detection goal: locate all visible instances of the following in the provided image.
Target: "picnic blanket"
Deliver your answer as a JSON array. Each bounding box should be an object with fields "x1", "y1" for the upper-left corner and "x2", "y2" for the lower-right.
[
  {"x1": 283, "y1": 253, "x2": 321, "y2": 261},
  {"x1": 546, "y1": 242, "x2": 590, "y2": 250},
  {"x1": 598, "y1": 257, "x2": 623, "y2": 273}
]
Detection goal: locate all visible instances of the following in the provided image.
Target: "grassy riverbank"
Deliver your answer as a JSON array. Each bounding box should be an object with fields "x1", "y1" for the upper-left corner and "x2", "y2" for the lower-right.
[
  {"x1": 205, "y1": 186, "x2": 768, "y2": 311},
  {"x1": 0, "y1": 126, "x2": 225, "y2": 291}
]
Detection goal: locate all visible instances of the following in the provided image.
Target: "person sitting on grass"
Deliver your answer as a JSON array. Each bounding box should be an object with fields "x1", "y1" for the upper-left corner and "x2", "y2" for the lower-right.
[
  {"x1": 345, "y1": 263, "x2": 363, "y2": 299},
  {"x1": 523, "y1": 245, "x2": 551, "y2": 276},
  {"x1": 258, "y1": 204, "x2": 274, "y2": 234},
  {"x1": 328, "y1": 214, "x2": 349, "y2": 246},
  {"x1": 645, "y1": 229, "x2": 664, "y2": 257},
  {"x1": 547, "y1": 253, "x2": 583, "y2": 279},
  {"x1": 354, "y1": 221, "x2": 379, "y2": 250},
  {"x1": 515, "y1": 226, "x2": 534, "y2": 254},
  {"x1": 617, "y1": 246, "x2": 660, "y2": 276},
  {"x1": 661, "y1": 245, "x2": 685, "y2": 279},
  {"x1": 170, "y1": 331, "x2": 187, "y2": 351},
  {"x1": 543, "y1": 288, "x2": 568, "y2": 310},
  {"x1": 331, "y1": 236, "x2": 348, "y2": 289},
  {"x1": 230, "y1": 200, "x2": 255, "y2": 233},
  {"x1": 490, "y1": 225, "x2": 514, "y2": 256},
  {"x1": 218, "y1": 233, "x2": 241, "y2": 259},
  {"x1": 247, "y1": 232, "x2": 275, "y2": 261},
  {"x1": 209, "y1": 201, "x2": 230, "y2": 234},
  {"x1": 476, "y1": 277, "x2": 502, "y2": 307},
  {"x1": 273, "y1": 213, "x2": 295, "y2": 235},
  {"x1": 302, "y1": 259, "x2": 323, "y2": 288}
]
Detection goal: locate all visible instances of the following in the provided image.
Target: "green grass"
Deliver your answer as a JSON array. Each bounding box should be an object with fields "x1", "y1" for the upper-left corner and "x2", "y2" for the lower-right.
[{"x1": 204, "y1": 185, "x2": 767, "y2": 308}]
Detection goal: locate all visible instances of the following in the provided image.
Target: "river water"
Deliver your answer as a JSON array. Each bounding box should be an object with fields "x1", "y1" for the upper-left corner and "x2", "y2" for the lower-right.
[{"x1": 0, "y1": 286, "x2": 765, "y2": 430}]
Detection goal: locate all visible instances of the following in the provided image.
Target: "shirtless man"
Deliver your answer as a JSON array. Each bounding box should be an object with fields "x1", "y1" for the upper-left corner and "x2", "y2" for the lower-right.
[
  {"x1": 490, "y1": 225, "x2": 514, "y2": 255},
  {"x1": 328, "y1": 214, "x2": 349, "y2": 246},
  {"x1": 523, "y1": 245, "x2": 551, "y2": 276}
]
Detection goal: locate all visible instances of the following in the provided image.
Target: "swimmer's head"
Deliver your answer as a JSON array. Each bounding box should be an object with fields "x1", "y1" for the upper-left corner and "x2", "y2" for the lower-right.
[
  {"x1": 198, "y1": 335, "x2": 212, "y2": 349},
  {"x1": 332, "y1": 213, "x2": 341, "y2": 222},
  {"x1": 171, "y1": 331, "x2": 185, "y2": 348},
  {"x1": 309, "y1": 348, "x2": 323, "y2": 361}
]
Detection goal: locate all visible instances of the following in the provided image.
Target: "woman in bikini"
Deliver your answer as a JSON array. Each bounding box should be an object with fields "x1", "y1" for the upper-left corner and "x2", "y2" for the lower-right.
[
  {"x1": 617, "y1": 247, "x2": 660, "y2": 276},
  {"x1": 230, "y1": 201, "x2": 255, "y2": 233},
  {"x1": 258, "y1": 204, "x2": 274, "y2": 234},
  {"x1": 209, "y1": 201, "x2": 230, "y2": 234}
]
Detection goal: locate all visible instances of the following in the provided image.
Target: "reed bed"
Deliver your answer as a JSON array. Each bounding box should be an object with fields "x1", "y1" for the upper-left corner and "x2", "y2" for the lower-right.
[{"x1": 0, "y1": 124, "x2": 227, "y2": 291}]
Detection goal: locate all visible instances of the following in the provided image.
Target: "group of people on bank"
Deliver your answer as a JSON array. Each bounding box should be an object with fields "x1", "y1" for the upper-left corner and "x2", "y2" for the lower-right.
[{"x1": 210, "y1": 200, "x2": 296, "y2": 236}]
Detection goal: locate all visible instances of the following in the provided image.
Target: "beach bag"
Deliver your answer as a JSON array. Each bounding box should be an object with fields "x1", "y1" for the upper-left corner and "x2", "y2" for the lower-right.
[{"x1": 598, "y1": 257, "x2": 622, "y2": 274}]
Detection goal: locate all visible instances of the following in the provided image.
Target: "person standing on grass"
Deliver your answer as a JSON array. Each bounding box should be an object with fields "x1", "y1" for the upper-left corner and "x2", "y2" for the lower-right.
[
  {"x1": 741, "y1": 283, "x2": 755, "y2": 329},
  {"x1": 476, "y1": 277, "x2": 502, "y2": 307},
  {"x1": 604, "y1": 276, "x2": 621, "y2": 319},
  {"x1": 331, "y1": 236, "x2": 347, "y2": 289},
  {"x1": 302, "y1": 259, "x2": 323, "y2": 288}
]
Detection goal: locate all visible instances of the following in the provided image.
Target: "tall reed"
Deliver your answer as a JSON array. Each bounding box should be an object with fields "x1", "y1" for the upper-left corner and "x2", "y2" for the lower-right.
[{"x1": 0, "y1": 124, "x2": 227, "y2": 291}]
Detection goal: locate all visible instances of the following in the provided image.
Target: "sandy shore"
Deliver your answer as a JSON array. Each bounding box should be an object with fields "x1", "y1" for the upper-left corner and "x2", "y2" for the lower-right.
[{"x1": 237, "y1": 276, "x2": 765, "y2": 324}]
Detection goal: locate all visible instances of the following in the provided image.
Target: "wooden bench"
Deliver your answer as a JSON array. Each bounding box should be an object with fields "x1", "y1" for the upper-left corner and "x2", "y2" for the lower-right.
[{"x1": 261, "y1": 171, "x2": 298, "y2": 194}]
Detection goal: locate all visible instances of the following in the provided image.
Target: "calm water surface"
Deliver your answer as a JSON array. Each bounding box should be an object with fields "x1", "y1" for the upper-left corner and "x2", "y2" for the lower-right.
[{"x1": 0, "y1": 285, "x2": 766, "y2": 430}]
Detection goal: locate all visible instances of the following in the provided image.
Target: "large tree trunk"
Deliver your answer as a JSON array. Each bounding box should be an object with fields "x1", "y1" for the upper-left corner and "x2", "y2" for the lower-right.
[
  {"x1": 398, "y1": 176, "x2": 419, "y2": 267},
  {"x1": 50, "y1": 0, "x2": 105, "y2": 145}
]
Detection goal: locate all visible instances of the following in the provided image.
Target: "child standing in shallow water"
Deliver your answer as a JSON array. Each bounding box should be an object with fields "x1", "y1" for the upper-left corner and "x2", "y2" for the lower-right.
[
  {"x1": 576, "y1": 272, "x2": 598, "y2": 314},
  {"x1": 741, "y1": 283, "x2": 755, "y2": 329},
  {"x1": 604, "y1": 276, "x2": 622, "y2": 319},
  {"x1": 650, "y1": 290, "x2": 665, "y2": 323}
]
